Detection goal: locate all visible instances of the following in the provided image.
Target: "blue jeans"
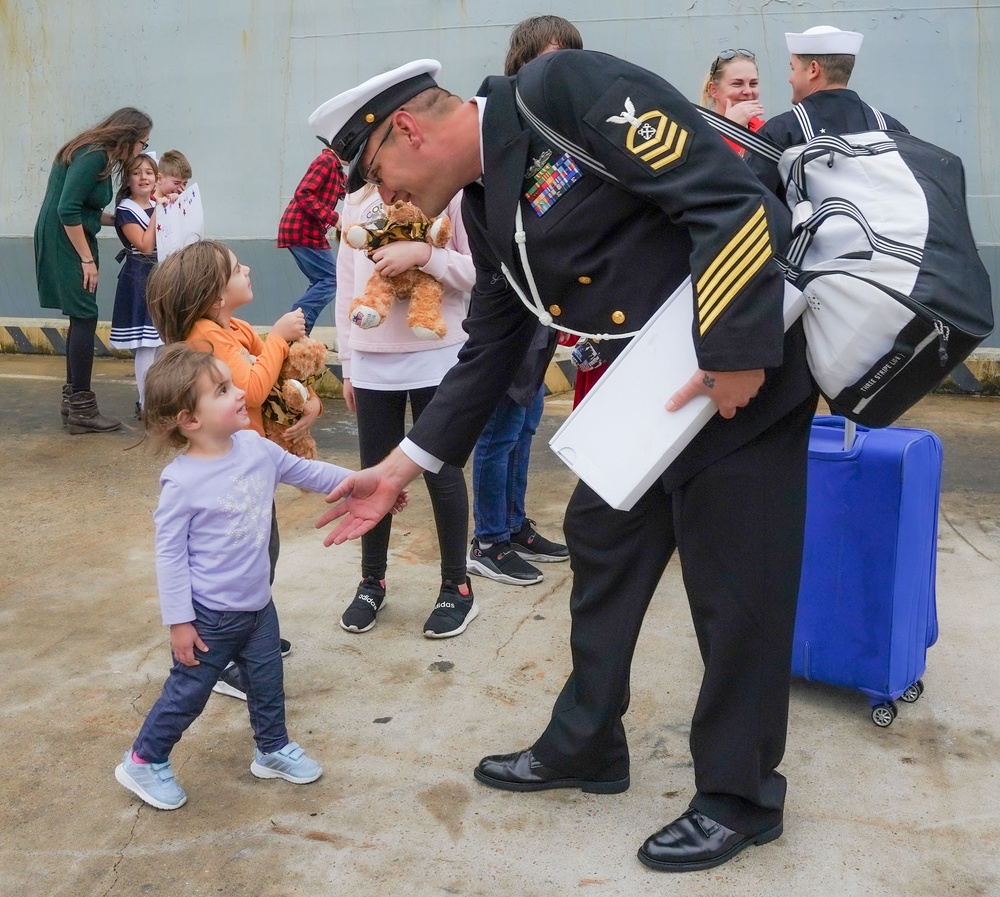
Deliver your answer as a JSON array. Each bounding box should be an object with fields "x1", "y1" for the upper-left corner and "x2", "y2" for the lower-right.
[
  {"x1": 471, "y1": 385, "x2": 545, "y2": 544},
  {"x1": 132, "y1": 599, "x2": 287, "y2": 762},
  {"x1": 288, "y1": 245, "x2": 337, "y2": 333}
]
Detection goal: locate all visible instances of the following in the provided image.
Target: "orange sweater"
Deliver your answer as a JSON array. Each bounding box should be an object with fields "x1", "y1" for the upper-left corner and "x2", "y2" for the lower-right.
[{"x1": 186, "y1": 317, "x2": 289, "y2": 437}]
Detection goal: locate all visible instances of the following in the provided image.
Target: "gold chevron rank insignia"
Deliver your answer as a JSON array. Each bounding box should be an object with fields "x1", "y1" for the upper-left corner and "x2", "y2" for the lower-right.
[
  {"x1": 696, "y1": 205, "x2": 773, "y2": 335},
  {"x1": 603, "y1": 96, "x2": 690, "y2": 174}
]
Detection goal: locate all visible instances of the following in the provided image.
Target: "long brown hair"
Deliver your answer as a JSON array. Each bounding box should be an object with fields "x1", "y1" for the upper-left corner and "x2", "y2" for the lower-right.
[
  {"x1": 147, "y1": 240, "x2": 233, "y2": 343},
  {"x1": 54, "y1": 107, "x2": 153, "y2": 178}
]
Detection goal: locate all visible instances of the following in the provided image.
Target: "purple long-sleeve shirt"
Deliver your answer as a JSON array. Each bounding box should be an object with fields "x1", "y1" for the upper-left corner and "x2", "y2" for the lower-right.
[{"x1": 153, "y1": 431, "x2": 350, "y2": 625}]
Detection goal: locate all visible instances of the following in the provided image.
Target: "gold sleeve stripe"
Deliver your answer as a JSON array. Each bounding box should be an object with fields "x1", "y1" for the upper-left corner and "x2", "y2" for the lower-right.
[
  {"x1": 700, "y1": 240, "x2": 773, "y2": 334},
  {"x1": 696, "y1": 205, "x2": 766, "y2": 295},
  {"x1": 695, "y1": 205, "x2": 774, "y2": 336},
  {"x1": 697, "y1": 215, "x2": 769, "y2": 310},
  {"x1": 699, "y1": 231, "x2": 772, "y2": 333}
]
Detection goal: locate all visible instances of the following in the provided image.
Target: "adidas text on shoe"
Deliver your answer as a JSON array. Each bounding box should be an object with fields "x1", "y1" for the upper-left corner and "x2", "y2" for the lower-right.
[
  {"x1": 340, "y1": 576, "x2": 387, "y2": 633},
  {"x1": 510, "y1": 519, "x2": 569, "y2": 562},
  {"x1": 424, "y1": 578, "x2": 480, "y2": 639},
  {"x1": 115, "y1": 752, "x2": 187, "y2": 810},
  {"x1": 212, "y1": 663, "x2": 247, "y2": 701},
  {"x1": 467, "y1": 539, "x2": 543, "y2": 585},
  {"x1": 250, "y1": 742, "x2": 322, "y2": 784}
]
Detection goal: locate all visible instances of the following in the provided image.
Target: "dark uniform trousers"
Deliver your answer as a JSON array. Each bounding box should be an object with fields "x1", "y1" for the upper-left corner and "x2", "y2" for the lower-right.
[{"x1": 532, "y1": 393, "x2": 816, "y2": 836}]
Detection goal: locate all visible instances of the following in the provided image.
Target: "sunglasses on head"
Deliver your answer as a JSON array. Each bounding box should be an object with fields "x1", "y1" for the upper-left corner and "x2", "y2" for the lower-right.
[{"x1": 710, "y1": 48, "x2": 756, "y2": 78}]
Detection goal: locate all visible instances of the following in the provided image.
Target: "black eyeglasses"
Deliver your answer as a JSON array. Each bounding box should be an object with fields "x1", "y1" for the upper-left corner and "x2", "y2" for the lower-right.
[
  {"x1": 710, "y1": 48, "x2": 755, "y2": 78},
  {"x1": 361, "y1": 122, "x2": 394, "y2": 187},
  {"x1": 141, "y1": 140, "x2": 149, "y2": 151}
]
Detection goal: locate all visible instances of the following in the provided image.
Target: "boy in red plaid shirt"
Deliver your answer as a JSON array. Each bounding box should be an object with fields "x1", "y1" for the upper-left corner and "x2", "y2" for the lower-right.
[{"x1": 277, "y1": 145, "x2": 346, "y2": 333}]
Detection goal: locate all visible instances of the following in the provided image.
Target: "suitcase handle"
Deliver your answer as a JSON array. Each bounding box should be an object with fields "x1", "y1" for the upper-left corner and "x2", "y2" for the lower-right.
[
  {"x1": 810, "y1": 415, "x2": 868, "y2": 458},
  {"x1": 845, "y1": 419, "x2": 857, "y2": 451}
]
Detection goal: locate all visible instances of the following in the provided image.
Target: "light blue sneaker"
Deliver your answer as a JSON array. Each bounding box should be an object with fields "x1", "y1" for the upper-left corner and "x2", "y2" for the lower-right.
[
  {"x1": 115, "y1": 751, "x2": 187, "y2": 810},
  {"x1": 250, "y1": 742, "x2": 322, "y2": 784}
]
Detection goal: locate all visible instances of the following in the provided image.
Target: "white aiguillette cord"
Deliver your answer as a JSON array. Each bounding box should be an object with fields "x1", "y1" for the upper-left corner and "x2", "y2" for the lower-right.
[{"x1": 500, "y1": 203, "x2": 639, "y2": 342}]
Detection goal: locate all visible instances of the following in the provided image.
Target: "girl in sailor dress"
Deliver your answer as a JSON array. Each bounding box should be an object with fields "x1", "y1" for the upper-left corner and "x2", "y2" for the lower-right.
[{"x1": 109, "y1": 152, "x2": 163, "y2": 417}]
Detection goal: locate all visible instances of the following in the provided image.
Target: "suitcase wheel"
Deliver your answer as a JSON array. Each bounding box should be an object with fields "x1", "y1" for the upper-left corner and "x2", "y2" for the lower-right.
[
  {"x1": 871, "y1": 701, "x2": 899, "y2": 727},
  {"x1": 899, "y1": 679, "x2": 925, "y2": 704}
]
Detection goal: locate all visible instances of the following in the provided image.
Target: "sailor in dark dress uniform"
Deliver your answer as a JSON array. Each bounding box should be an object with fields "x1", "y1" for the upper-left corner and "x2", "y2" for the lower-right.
[
  {"x1": 746, "y1": 25, "x2": 908, "y2": 199},
  {"x1": 311, "y1": 52, "x2": 818, "y2": 872}
]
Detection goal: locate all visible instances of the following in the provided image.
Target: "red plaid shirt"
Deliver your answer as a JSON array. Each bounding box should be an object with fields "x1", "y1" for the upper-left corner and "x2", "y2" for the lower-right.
[{"x1": 276, "y1": 148, "x2": 346, "y2": 248}]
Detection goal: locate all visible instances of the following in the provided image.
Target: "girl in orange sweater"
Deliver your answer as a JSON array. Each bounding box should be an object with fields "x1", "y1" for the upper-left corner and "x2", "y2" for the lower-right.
[{"x1": 148, "y1": 239, "x2": 314, "y2": 436}]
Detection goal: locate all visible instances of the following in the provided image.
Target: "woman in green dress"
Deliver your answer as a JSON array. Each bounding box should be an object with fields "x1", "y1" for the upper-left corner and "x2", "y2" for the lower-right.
[{"x1": 35, "y1": 107, "x2": 153, "y2": 433}]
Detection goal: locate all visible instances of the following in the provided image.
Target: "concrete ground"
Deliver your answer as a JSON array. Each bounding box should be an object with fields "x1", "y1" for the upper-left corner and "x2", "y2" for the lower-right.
[{"x1": 1, "y1": 353, "x2": 999, "y2": 897}]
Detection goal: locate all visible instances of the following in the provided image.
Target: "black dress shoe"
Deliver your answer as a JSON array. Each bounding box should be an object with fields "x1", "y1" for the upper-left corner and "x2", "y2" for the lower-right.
[
  {"x1": 474, "y1": 748, "x2": 629, "y2": 794},
  {"x1": 637, "y1": 808, "x2": 782, "y2": 872}
]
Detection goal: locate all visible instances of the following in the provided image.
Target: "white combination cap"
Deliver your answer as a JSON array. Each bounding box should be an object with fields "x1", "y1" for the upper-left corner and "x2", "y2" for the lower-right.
[
  {"x1": 785, "y1": 25, "x2": 863, "y2": 56},
  {"x1": 309, "y1": 59, "x2": 442, "y2": 192}
]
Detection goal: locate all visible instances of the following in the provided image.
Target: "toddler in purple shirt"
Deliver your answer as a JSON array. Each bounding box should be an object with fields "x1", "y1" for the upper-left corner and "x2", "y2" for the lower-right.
[{"x1": 115, "y1": 343, "x2": 405, "y2": 809}]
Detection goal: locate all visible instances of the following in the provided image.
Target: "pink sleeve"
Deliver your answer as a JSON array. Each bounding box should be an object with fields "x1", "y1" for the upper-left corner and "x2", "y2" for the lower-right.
[{"x1": 418, "y1": 191, "x2": 475, "y2": 293}]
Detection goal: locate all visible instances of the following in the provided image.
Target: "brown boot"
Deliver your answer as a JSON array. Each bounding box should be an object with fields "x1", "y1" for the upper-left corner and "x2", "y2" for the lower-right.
[
  {"x1": 61, "y1": 384, "x2": 72, "y2": 425},
  {"x1": 67, "y1": 390, "x2": 122, "y2": 434}
]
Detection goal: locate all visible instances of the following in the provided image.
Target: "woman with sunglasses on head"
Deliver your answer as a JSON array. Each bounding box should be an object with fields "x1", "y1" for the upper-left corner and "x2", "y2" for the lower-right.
[
  {"x1": 701, "y1": 49, "x2": 764, "y2": 155},
  {"x1": 34, "y1": 107, "x2": 153, "y2": 433}
]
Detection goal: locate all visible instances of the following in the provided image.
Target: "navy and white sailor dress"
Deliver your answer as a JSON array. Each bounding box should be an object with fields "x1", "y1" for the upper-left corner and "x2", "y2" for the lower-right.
[{"x1": 109, "y1": 198, "x2": 162, "y2": 349}]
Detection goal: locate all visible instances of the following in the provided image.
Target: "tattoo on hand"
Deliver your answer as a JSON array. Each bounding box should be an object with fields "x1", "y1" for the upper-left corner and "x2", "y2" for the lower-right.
[{"x1": 702, "y1": 373, "x2": 716, "y2": 389}]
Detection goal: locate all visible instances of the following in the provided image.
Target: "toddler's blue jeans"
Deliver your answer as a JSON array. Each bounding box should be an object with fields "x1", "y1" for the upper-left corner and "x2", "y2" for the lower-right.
[{"x1": 132, "y1": 599, "x2": 287, "y2": 761}]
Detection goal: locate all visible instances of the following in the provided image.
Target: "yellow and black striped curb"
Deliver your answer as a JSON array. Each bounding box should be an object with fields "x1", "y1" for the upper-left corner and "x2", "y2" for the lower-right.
[
  {"x1": 0, "y1": 321, "x2": 132, "y2": 359},
  {"x1": 5, "y1": 318, "x2": 996, "y2": 398},
  {"x1": 0, "y1": 320, "x2": 582, "y2": 399}
]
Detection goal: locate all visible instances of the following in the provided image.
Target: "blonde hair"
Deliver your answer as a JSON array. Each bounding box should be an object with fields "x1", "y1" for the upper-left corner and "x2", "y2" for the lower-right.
[
  {"x1": 158, "y1": 149, "x2": 192, "y2": 180},
  {"x1": 147, "y1": 240, "x2": 233, "y2": 343},
  {"x1": 143, "y1": 343, "x2": 225, "y2": 451},
  {"x1": 700, "y1": 50, "x2": 758, "y2": 108}
]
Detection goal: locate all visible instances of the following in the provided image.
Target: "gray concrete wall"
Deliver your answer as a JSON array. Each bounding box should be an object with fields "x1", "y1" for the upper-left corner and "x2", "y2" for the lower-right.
[{"x1": 3, "y1": 1, "x2": 997, "y2": 339}]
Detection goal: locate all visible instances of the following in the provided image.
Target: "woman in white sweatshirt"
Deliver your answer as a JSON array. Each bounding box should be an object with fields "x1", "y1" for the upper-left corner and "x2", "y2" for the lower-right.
[{"x1": 334, "y1": 186, "x2": 477, "y2": 639}]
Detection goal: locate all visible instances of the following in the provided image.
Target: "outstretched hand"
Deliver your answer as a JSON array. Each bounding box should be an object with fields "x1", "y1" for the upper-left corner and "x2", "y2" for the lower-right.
[
  {"x1": 666, "y1": 368, "x2": 765, "y2": 419},
  {"x1": 317, "y1": 449, "x2": 421, "y2": 546}
]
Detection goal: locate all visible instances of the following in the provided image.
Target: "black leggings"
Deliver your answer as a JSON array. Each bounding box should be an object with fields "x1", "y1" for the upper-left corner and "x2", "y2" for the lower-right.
[
  {"x1": 353, "y1": 385, "x2": 468, "y2": 582},
  {"x1": 66, "y1": 317, "x2": 98, "y2": 392}
]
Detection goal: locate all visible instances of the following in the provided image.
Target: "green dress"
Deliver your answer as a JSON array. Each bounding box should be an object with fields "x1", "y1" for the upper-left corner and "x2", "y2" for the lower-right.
[{"x1": 34, "y1": 147, "x2": 112, "y2": 319}]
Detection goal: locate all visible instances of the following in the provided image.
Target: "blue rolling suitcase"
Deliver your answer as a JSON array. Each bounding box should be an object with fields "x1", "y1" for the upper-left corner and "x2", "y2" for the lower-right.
[{"x1": 793, "y1": 415, "x2": 942, "y2": 726}]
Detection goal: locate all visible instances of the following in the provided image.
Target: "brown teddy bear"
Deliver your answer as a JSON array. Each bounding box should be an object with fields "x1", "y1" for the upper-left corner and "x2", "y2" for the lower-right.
[
  {"x1": 261, "y1": 336, "x2": 328, "y2": 460},
  {"x1": 344, "y1": 199, "x2": 452, "y2": 340}
]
